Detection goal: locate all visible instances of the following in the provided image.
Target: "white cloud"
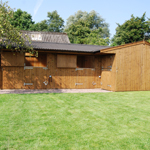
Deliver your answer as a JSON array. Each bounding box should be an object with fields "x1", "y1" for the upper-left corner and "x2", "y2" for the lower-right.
[{"x1": 33, "y1": 0, "x2": 44, "y2": 18}]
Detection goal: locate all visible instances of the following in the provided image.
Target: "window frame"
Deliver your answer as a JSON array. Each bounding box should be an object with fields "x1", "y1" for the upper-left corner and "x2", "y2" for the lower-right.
[
  {"x1": 77, "y1": 55, "x2": 95, "y2": 69},
  {"x1": 25, "y1": 52, "x2": 47, "y2": 68}
]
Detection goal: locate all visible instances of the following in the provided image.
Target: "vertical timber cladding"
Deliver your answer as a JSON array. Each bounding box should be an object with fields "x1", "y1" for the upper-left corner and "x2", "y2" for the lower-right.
[
  {"x1": 46, "y1": 54, "x2": 101, "y2": 89},
  {"x1": 24, "y1": 53, "x2": 48, "y2": 89},
  {"x1": 115, "y1": 43, "x2": 150, "y2": 91},
  {"x1": 1, "y1": 51, "x2": 102, "y2": 89},
  {"x1": 23, "y1": 54, "x2": 102, "y2": 89},
  {"x1": 100, "y1": 42, "x2": 150, "y2": 91},
  {"x1": 76, "y1": 68, "x2": 96, "y2": 89},
  {"x1": 24, "y1": 68, "x2": 48, "y2": 89},
  {"x1": 114, "y1": 44, "x2": 143, "y2": 91},
  {"x1": 3, "y1": 67, "x2": 24, "y2": 89},
  {"x1": 76, "y1": 55, "x2": 97, "y2": 89},
  {"x1": 0, "y1": 54, "x2": 2, "y2": 89},
  {"x1": 1, "y1": 52, "x2": 25, "y2": 89},
  {"x1": 101, "y1": 54, "x2": 116, "y2": 91},
  {"x1": 47, "y1": 53, "x2": 77, "y2": 89},
  {"x1": 143, "y1": 44, "x2": 150, "y2": 90},
  {"x1": 94, "y1": 56, "x2": 102, "y2": 88},
  {"x1": 23, "y1": 53, "x2": 97, "y2": 89},
  {"x1": 75, "y1": 55, "x2": 101, "y2": 89}
]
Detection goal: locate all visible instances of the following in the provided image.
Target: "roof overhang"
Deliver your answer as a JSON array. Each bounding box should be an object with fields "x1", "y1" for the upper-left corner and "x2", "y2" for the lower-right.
[
  {"x1": 31, "y1": 41, "x2": 110, "y2": 53},
  {"x1": 100, "y1": 41, "x2": 150, "y2": 53}
]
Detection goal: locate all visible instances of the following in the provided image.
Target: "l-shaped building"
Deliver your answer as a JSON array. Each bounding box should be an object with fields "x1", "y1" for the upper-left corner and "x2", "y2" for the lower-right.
[{"x1": 0, "y1": 31, "x2": 150, "y2": 91}]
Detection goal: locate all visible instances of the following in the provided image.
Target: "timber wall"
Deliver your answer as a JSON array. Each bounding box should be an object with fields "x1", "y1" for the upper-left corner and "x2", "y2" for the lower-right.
[
  {"x1": 101, "y1": 43, "x2": 150, "y2": 91},
  {"x1": 2, "y1": 42, "x2": 150, "y2": 91},
  {"x1": 0, "y1": 69, "x2": 1, "y2": 89},
  {"x1": 0, "y1": 54, "x2": 2, "y2": 89},
  {"x1": 100, "y1": 54, "x2": 116, "y2": 91},
  {"x1": 1, "y1": 53, "x2": 102, "y2": 89}
]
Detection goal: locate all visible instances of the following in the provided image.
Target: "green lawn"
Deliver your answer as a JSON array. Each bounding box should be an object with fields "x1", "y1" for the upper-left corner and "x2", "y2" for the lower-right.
[{"x1": 0, "y1": 92, "x2": 150, "y2": 150}]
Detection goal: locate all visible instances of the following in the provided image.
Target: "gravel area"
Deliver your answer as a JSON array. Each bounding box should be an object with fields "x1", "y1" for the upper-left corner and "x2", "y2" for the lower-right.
[{"x1": 0, "y1": 89, "x2": 111, "y2": 94}]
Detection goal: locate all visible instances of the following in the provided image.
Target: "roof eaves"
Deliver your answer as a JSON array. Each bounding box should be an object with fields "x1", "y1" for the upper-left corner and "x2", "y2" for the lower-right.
[
  {"x1": 100, "y1": 41, "x2": 147, "y2": 53},
  {"x1": 34, "y1": 48, "x2": 96, "y2": 53}
]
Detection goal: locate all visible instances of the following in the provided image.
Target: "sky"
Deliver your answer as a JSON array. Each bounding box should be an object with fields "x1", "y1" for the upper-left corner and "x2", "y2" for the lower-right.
[{"x1": 3, "y1": 0, "x2": 150, "y2": 38}]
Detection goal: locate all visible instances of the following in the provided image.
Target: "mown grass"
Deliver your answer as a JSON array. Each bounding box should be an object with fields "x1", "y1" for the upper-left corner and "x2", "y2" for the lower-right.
[{"x1": 0, "y1": 92, "x2": 150, "y2": 149}]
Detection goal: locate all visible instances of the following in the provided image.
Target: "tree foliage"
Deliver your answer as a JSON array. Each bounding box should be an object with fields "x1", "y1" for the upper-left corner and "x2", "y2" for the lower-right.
[
  {"x1": 10, "y1": 9, "x2": 34, "y2": 30},
  {"x1": 47, "y1": 10, "x2": 64, "y2": 32},
  {"x1": 111, "y1": 13, "x2": 150, "y2": 46},
  {"x1": 65, "y1": 10, "x2": 110, "y2": 38},
  {"x1": 31, "y1": 10, "x2": 64, "y2": 32},
  {"x1": 0, "y1": 2, "x2": 34, "y2": 53},
  {"x1": 65, "y1": 10, "x2": 110, "y2": 45},
  {"x1": 30, "y1": 20, "x2": 48, "y2": 31},
  {"x1": 65, "y1": 20, "x2": 109, "y2": 45}
]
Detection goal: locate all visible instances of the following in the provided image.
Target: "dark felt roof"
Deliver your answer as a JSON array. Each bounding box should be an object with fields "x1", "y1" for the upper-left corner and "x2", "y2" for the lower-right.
[
  {"x1": 31, "y1": 41, "x2": 110, "y2": 53},
  {"x1": 1, "y1": 31, "x2": 110, "y2": 53}
]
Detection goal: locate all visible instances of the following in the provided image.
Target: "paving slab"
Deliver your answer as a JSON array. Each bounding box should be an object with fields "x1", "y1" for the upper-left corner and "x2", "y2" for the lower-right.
[{"x1": 0, "y1": 89, "x2": 111, "y2": 94}]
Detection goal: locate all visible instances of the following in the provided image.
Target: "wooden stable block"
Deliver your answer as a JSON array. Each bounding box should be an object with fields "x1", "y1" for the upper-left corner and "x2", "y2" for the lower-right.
[
  {"x1": 101, "y1": 41, "x2": 150, "y2": 91},
  {"x1": 2, "y1": 41, "x2": 150, "y2": 91}
]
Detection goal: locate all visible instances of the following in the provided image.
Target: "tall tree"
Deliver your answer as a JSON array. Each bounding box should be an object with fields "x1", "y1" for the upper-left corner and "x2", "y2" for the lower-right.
[
  {"x1": 65, "y1": 10, "x2": 110, "y2": 45},
  {"x1": 31, "y1": 10, "x2": 64, "y2": 32},
  {"x1": 0, "y1": 2, "x2": 34, "y2": 53},
  {"x1": 111, "y1": 13, "x2": 150, "y2": 46},
  {"x1": 30, "y1": 20, "x2": 48, "y2": 31},
  {"x1": 47, "y1": 10, "x2": 64, "y2": 32},
  {"x1": 10, "y1": 9, "x2": 35, "y2": 30},
  {"x1": 65, "y1": 10, "x2": 110, "y2": 38}
]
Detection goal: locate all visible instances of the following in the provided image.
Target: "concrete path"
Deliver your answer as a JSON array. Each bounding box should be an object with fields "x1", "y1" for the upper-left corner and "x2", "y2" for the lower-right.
[{"x1": 0, "y1": 89, "x2": 111, "y2": 94}]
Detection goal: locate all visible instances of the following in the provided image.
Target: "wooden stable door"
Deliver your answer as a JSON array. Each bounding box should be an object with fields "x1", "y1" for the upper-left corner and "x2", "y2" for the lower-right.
[
  {"x1": 0, "y1": 54, "x2": 2, "y2": 89},
  {"x1": 101, "y1": 55, "x2": 115, "y2": 91},
  {"x1": 76, "y1": 69, "x2": 95, "y2": 89},
  {"x1": 101, "y1": 71, "x2": 111, "y2": 90},
  {"x1": 24, "y1": 68, "x2": 49, "y2": 89},
  {"x1": 0, "y1": 68, "x2": 2, "y2": 89}
]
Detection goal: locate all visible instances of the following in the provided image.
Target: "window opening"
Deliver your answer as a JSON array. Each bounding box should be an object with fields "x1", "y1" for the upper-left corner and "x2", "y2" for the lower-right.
[
  {"x1": 25, "y1": 53, "x2": 47, "y2": 67},
  {"x1": 77, "y1": 56, "x2": 94, "y2": 68}
]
